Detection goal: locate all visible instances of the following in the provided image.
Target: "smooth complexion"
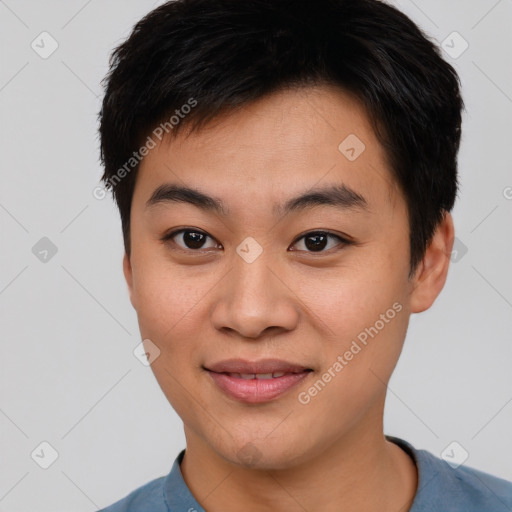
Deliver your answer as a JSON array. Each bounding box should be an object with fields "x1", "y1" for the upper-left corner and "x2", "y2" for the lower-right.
[{"x1": 123, "y1": 84, "x2": 454, "y2": 511}]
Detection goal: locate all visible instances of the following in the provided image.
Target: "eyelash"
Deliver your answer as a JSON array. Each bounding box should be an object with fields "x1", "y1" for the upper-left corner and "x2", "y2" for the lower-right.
[{"x1": 160, "y1": 228, "x2": 353, "y2": 254}]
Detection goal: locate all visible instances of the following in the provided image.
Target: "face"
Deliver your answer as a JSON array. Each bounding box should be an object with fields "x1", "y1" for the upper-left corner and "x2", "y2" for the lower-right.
[{"x1": 123, "y1": 85, "x2": 449, "y2": 470}]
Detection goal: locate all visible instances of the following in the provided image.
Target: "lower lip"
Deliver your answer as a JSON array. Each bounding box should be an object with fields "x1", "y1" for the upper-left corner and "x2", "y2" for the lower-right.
[{"x1": 206, "y1": 371, "x2": 311, "y2": 403}]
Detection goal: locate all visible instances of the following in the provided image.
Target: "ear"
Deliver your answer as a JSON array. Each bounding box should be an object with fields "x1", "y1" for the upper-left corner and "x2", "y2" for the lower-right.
[
  {"x1": 409, "y1": 211, "x2": 455, "y2": 313},
  {"x1": 123, "y1": 252, "x2": 137, "y2": 309}
]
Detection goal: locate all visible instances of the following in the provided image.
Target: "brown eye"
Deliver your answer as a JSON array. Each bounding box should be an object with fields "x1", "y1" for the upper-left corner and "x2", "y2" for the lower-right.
[
  {"x1": 291, "y1": 231, "x2": 350, "y2": 253},
  {"x1": 161, "y1": 229, "x2": 219, "y2": 251}
]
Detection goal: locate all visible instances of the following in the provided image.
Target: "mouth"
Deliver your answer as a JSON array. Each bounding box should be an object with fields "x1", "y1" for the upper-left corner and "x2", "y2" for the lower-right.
[{"x1": 203, "y1": 358, "x2": 314, "y2": 403}]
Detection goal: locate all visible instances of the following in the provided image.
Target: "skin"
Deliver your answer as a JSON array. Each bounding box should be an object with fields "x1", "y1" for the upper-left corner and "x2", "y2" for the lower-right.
[{"x1": 123, "y1": 84, "x2": 455, "y2": 511}]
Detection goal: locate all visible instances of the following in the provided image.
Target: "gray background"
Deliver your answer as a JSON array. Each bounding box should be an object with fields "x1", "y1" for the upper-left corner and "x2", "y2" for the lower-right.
[{"x1": 0, "y1": 1, "x2": 511, "y2": 510}]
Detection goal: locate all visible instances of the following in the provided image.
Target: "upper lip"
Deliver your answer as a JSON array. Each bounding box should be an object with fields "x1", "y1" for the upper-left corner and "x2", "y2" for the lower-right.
[{"x1": 204, "y1": 358, "x2": 312, "y2": 374}]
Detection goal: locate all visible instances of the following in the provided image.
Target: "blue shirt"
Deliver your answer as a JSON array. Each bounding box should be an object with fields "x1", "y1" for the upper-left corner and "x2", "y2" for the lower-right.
[{"x1": 99, "y1": 435, "x2": 512, "y2": 511}]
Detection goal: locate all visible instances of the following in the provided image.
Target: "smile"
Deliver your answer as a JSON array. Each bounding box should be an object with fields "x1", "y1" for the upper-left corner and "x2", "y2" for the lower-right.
[{"x1": 206, "y1": 368, "x2": 313, "y2": 403}]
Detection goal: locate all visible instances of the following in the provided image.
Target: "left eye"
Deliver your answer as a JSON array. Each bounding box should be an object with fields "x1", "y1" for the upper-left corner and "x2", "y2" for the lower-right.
[{"x1": 291, "y1": 231, "x2": 349, "y2": 253}]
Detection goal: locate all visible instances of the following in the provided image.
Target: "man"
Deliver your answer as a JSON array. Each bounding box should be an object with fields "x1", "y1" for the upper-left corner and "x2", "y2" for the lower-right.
[{"x1": 97, "y1": 0, "x2": 512, "y2": 510}]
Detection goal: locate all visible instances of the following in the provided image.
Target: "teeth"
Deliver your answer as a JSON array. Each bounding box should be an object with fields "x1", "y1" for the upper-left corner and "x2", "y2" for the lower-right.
[{"x1": 227, "y1": 372, "x2": 289, "y2": 379}]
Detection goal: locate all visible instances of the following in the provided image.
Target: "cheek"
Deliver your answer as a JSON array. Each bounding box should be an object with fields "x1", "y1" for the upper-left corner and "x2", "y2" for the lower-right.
[
  {"x1": 292, "y1": 260, "x2": 402, "y2": 333},
  {"x1": 291, "y1": 258, "x2": 409, "y2": 384},
  {"x1": 132, "y1": 266, "x2": 208, "y2": 412},
  {"x1": 296, "y1": 303, "x2": 409, "y2": 435},
  {"x1": 130, "y1": 253, "x2": 211, "y2": 343}
]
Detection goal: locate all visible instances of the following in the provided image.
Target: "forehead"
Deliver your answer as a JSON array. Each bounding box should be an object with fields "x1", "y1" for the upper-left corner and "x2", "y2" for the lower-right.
[{"x1": 134, "y1": 85, "x2": 400, "y2": 214}]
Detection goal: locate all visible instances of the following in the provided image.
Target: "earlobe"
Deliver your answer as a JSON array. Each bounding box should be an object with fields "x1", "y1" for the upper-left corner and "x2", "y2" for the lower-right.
[
  {"x1": 123, "y1": 252, "x2": 136, "y2": 309},
  {"x1": 410, "y1": 212, "x2": 455, "y2": 313}
]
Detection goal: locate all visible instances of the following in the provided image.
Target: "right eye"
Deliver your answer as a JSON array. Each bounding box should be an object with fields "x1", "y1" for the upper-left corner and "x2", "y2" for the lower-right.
[{"x1": 160, "y1": 228, "x2": 222, "y2": 252}]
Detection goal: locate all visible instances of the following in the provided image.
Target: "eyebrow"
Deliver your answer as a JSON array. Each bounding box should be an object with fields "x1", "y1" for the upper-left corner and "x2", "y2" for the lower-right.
[{"x1": 145, "y1": 182, "x2": 369, "y2": 217}]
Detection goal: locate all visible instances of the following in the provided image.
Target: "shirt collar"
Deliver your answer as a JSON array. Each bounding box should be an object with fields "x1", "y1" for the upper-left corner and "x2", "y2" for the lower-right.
[{"x1": 163, "y1": 449, "x2": 205, "y2": 512}]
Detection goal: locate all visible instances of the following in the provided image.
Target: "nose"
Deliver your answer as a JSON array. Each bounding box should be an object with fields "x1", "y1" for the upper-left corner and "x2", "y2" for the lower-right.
[{"x1": 209, "y1": 249, "x2": 300, "y2": 340}]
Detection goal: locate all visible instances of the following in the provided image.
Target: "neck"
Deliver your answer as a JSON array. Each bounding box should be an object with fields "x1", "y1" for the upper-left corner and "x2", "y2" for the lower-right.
[{"x1": 180, "y1": 403, "x2": 417, "y2": 512}]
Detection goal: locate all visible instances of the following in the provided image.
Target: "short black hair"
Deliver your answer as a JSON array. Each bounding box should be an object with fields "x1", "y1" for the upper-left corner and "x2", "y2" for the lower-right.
[{"x1": 98, "y1": 0, "x2": 464, "y2": 277}]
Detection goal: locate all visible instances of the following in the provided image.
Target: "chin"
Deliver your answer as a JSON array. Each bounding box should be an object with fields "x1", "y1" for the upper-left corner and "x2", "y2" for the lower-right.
[{"x1": 214, "y1": 436, "x2": 312, "y2": 471}]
